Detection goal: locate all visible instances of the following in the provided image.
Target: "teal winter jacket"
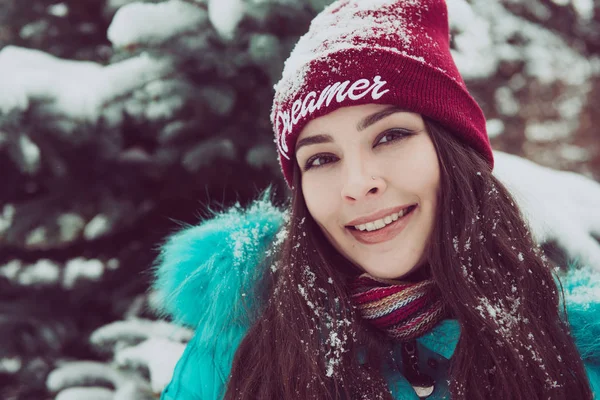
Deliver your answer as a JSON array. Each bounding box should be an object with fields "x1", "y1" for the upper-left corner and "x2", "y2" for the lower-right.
[{"x1": 153, "y1": 197, "x2": 600, "y2": 399}]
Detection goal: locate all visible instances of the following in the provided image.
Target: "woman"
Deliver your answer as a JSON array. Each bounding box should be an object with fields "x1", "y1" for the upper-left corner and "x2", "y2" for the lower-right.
[{"x1": 154, "y1": 0, "x2": 600, "y2": 398}]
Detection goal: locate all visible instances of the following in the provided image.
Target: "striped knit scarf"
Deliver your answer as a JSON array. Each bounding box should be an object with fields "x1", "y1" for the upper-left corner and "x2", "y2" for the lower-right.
[{"x1": 350, "y1": 273, "x2": 446, "y2": 341}]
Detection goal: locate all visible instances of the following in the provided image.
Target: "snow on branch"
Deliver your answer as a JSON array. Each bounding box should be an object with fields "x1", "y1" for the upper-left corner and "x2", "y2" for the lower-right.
[
  {"x1": 0, "y1": 46, "x2": 172, "y2": 121},
  {"x1": 448, "y1": 0, "x2": 599, "y2": 83},
  {"x1": 207, "y1": 0, "x2": 246, "y2": 40},
  {"x1": 90, "y1": 319, "x2": 193, "y2": 349},
  {"x1": 493, "y1": 150, "x2": 600, "y2": 270},
  {"x1": 55, "y1": 387, "x2": 114, "y2": 400},
  {"x1": 115, "y1": 338, "x2": 187, "y2": 393},
  {"x1": 108, "y1": 0, "x2": 209, "y2": 47},
  {"x1": 46, "y1": 361, "x2": 149, "y2": 394}
]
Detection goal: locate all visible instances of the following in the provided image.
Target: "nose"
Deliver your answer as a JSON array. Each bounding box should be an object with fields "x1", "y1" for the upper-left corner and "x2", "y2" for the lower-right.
[{"x1": 341, "y1": 168, "x2": 387, "y2": 202}]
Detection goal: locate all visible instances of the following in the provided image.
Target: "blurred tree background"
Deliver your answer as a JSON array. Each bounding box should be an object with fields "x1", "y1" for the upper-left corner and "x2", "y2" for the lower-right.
[{"x1": 0, "y1": 0, "x2": 598, "y2": 399}]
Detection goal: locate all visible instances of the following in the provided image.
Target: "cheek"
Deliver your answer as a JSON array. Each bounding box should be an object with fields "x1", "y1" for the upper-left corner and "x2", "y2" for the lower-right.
[{"x1": 302, "y1": 178, "x2": 337, "y2": 227}]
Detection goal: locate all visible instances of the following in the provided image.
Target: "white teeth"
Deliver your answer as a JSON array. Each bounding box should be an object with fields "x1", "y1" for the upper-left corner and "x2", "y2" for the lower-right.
[{"x1": 354, "y1": 207, "x2": 413, "y2": 232}]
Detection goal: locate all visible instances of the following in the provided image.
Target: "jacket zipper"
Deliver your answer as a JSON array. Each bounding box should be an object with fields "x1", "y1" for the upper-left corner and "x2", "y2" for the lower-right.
[{"x1": 400, "y1": 340, "x2": 435, "y2": 399}]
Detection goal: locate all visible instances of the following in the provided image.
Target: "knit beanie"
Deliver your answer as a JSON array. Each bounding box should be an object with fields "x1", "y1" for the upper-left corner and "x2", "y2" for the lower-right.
[{"x1": 270, "y1": 0, "x2": 493, "y2": 187}]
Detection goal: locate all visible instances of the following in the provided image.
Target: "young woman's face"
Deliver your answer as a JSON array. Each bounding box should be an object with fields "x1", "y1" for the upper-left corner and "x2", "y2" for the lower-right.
[{"x1": 295, "y1": 104, "x2": 440, "y2": 279}]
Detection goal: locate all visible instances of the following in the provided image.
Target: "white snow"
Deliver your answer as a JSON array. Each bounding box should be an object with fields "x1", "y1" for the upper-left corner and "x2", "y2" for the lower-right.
[
  {"x1": 0, "y1": 46, "x2": 172, "y2": 122},
  {"x1": 572, "y1": 0, "x2": 594, "y2": 20},
  {"x1": 56, "y1": 212, "x2": 86, "y2": 243},
  {"x1": 208, "y1": 0, "x2": 246, "y2": 40},
  {"x1": 55, "y1": 387, "x2": 113, "y2": 400},
  {"x1": 90, "y1": 319, "x2": 193, "y2": 347},
  {"x1": 63, "y1": 258, "x2": 105, "y2": 289},
  {"x1": 493, "y1": 150, "x2": 600, "y2": 270},
  {"x1": 275, "y1": 0, "x2": 424, "y2": 104},
  {"x1": 25, "y1": 226, "x2": 47, "y2": 247},
  {"x1": 115, "y1": 338, "x2": 186, "y2": 393},
  {"x1": 46, "y1": 361, "x2": 148, "y2": 393},
  {"x1": 447, "y1": 0, "x2": 496, "y2": 80},
  {"x1": 448, "y1": 0, "x2": 599, "y2": 84},
  {"x1": 19, "y1": 134, "x2": 41, "y2": 174},
  {"x1": 561, "y1": 264, "x2": 600, "y2": 308},
  {"x1": 0, "y1": 260, "x2": 22, "y2": 281},
  {"x1": 525, "y1": 120, "x2": 574, "y2": 142},
  {"x1": 494, "y1": 87, "x2": 519, "y2": 117},
  {"x1": 83, "y1": 214, "x2": 111, "y2": 240},
  {"x1": 18, "y1": 259, "x2": 60, "y2": 286},
  {"x1": 0, "y1": 357, "x2": 22, "y2": 374},
  {"x1": 48, "y1": 3, "x2": 69, "y2": 17},
  {"x1": 107, "y1": 258, "x2": 120, "y2": 270},
  {"x1": 486, "y1": 119, "x2": 504, "y2": 138},
  {"x1": 0, "y1": 204, "x2": 15, "y2": 235},
  {"x1": 108, "y1": 0, "x2": 208, "y2": 47}
]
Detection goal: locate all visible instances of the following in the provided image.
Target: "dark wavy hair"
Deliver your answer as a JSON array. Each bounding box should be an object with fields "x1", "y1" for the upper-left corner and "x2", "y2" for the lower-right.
[{"x1": 223, "y1": 118, "x2": 593, "y2": 399}]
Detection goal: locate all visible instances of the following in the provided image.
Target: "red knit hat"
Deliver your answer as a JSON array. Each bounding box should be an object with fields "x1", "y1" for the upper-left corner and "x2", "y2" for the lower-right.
[{"x1": 270, "y1": 0, "x2": 493, "y2": 187}]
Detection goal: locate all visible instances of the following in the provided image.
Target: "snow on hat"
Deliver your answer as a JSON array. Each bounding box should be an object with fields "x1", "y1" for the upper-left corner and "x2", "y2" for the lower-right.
[{"x1": 270, "y1": 0, "x2": 493, "y2": 187}]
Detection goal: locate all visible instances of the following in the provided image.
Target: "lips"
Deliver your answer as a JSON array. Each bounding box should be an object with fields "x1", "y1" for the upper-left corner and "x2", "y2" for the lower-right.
[{"x1": 347, "y1": 204, "x2": 417, "y2": 245}]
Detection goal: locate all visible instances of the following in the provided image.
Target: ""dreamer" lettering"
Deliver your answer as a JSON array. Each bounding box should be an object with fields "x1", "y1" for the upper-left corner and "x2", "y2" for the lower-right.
[{"x1": 277, "y1": 75, "x2": 390, "y2": 159}]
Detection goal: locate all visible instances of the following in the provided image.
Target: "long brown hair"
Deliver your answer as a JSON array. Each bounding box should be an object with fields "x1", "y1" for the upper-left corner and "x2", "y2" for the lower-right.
[{"x1": 223, "y1": 118, "x2": 592, "y2": 399}]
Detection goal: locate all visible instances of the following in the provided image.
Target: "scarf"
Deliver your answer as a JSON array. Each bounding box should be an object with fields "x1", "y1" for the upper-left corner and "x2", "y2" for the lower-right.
[{"x1": 350, "y1": 273, "x2": 446, "y2": 341}]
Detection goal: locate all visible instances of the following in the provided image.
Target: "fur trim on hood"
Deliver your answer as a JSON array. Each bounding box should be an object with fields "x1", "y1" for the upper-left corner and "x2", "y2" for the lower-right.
[{"x1": 152, "y1": 192, "x2": 286, "y2": 350}]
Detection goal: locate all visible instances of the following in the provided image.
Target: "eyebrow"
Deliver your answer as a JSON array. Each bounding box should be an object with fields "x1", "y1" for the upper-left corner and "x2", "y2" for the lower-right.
[{"x1": 295, "y1": 106, "x2": 405, "y2": 154}]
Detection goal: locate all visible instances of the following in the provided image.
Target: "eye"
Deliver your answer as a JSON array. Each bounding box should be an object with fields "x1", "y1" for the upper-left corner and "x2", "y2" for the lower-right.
[
  {"x1": 375, "y1": 129, "x2": 413, "y2": 146},
  {"x1": 304, "y1": 154, "x2": 338, "y2": 171}
]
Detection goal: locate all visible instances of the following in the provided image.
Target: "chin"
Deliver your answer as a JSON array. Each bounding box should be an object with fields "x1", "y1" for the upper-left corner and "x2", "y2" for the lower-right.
[{"x1": 363, "y1": 265, "x2": 414, "y2": 280}]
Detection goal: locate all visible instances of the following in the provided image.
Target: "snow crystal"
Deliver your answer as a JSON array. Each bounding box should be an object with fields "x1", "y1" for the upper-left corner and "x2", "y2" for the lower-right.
[
  {"x1": 273, "y1": 227, "x2": 289, "y2": 248},
  {"x1": 107, "y1": 0, "x2": 208, "y2": 47},
  {"x1": 208, "y1": 0, "x2": 246, "y2": 40},
  {"x1": 63, "y1": 258, "x2": 104, "y2": 289},
  {"x1": 518, "y1": 252, "x2": 524, "y2": 262}
]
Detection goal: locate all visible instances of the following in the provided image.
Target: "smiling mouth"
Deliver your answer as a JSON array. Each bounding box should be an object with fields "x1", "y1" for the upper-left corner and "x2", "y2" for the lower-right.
[{"x1": 347, "y1": 204, "x2": 418, "y2": 232}]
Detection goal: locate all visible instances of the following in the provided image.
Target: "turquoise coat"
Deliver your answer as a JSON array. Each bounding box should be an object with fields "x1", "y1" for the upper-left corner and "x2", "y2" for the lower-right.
[{"x1": 152, "y1": 196, "x2": 600, "y2": 399}]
